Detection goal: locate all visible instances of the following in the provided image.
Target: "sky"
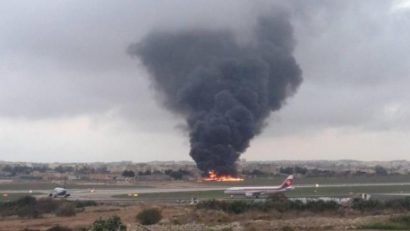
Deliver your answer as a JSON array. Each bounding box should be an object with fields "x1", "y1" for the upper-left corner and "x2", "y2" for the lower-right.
[{"x1": 0, "y1": 0, "x2": 410, "y2": 162}]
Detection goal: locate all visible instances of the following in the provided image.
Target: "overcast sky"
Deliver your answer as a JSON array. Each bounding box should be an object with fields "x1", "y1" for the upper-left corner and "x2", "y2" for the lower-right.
[{"x1": 1, "y1": 0, "x2": 410, "y2": 162}]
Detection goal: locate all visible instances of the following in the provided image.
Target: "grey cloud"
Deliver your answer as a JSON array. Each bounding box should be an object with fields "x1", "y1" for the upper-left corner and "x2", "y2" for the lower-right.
[
  {"x1": 262, "y1": 0, "x2": 410, "y2": 134},
  {"x1": 291, "y1": 0, "x2": 409, "y2": 86},
  {"x1": 0, "y1": 0, "x2": 409, "y2": 135},
  {"x1": 0, "y1": 0, "x2": 271, "y2": 121}
]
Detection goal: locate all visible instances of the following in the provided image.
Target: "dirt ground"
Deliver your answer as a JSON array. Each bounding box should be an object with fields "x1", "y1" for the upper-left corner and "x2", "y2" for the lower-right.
[{"x1": 0, "y1": 203, "x2": 396, "y2": 231}]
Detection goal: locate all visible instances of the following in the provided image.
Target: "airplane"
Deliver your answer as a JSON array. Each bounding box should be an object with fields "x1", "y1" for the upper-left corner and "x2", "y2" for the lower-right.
[
  {"x1": 224, "y1": 175, "x2": 294, "y2": 198},
  {"x1": 48, "y1": 187, "x2": 71, "y2": 198}
]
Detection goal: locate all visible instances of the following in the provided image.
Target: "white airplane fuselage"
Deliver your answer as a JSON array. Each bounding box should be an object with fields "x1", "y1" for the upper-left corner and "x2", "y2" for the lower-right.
[
  {"x1": 225, "y1": 186, "x2": 294, "y2": 195},
  {"x1": 224, "y1": 175, "x2": 294, "y2": 197}
]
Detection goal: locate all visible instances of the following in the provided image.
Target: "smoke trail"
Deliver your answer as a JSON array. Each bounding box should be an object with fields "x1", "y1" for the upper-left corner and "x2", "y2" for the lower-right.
[{"x1": 129, "y1": 13, "x2": 302, "y2": 175}]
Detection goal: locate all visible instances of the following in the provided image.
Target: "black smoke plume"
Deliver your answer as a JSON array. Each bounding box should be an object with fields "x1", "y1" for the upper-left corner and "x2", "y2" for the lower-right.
[{"x1": 129, "y1": 14, "x2": 302, "y2": 176}]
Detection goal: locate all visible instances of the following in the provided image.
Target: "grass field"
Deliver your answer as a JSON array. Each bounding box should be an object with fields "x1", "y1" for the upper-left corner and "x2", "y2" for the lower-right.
[
  {"x1": 202, "y1": 175, "x2": 410, "y2": 187},
  {"x1": 112, "y1": 183, "x2": 410, "y2": 201},
  {"x1": 0, "y1": 182, "x2": 152, "y2": 191},
  {"x1": 288, "y1": 184, "x2": 410, "y2": 197},
  {"x1": 359, "y1": 215, "x2": 410, "y2": 230},
  {"x1": 112, "y1": 190, "x2": 225, "y2": 201}
]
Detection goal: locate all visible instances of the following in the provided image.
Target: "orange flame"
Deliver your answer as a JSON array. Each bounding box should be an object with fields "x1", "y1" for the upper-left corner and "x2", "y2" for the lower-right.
[{"x1": 202, "y1": 170, "x2": 244, "y2": 182}]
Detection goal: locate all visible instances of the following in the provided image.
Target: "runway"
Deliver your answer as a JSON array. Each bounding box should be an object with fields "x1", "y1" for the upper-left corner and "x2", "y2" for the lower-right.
[{"x1": 3, "y1": 181, "x2": 410, "y2": 202}]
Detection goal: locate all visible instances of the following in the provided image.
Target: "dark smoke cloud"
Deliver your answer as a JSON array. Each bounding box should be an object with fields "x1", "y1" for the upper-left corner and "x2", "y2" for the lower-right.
[{"x1": 129, "y1": 13, "x2": 302, "y2": 175}]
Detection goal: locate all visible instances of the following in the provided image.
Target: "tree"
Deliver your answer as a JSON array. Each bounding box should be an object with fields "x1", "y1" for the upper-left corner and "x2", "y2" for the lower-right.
[
  {"x1": 137, "y1": 170, "x2": 152, "y2": 176},
  {"x1": 2, "y1": 165, "x2": 15, "y2": 176},
  {"x1": 249, "y1": 169, "x2": 267, "y2": 177},
  {"x1": 164, "y1": 169, "x2": 191, "y2": 180},
  {"x1": 375, "y1": 165, "x2": 388, "y2": 176},
  {"x1": 54, "y1": 165, "x2": 74, "y2": 173},
  {"x1": 137, "y1": 208, "x2": 162, "y2": 225},
  {"x1": 121, "y1": 170, "x2": 135, "y2": 178},
  {"x1": 89, "y1": 216, "x2": 126, "y2": 231},
  {"x1": 96, "y1": 166, "x2": 109, "y2": 174},
  {"x1": 294, "y1": 166, "x2": 308, "y2": 175},
  {"x1": 280, "y1": 167, "x2": 294, "y2": 175}
]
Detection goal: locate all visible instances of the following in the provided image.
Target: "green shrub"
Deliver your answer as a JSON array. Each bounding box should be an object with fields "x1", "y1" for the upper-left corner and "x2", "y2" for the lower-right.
[
  {"x1": 73, "y1": 200, "x2": 97, "y2": 208},
  {"x1": 1, "y1": 196, "x2": 56, "y2": 217},
  {"x1": 351, "y1": 198, "x2": 383, "y2": 212},
  {"x1": 266, "y1": 193, "x2": 291, "y2": 212},
  {"x1": 270, "y1": 200, "x2": 290, "y2": 212},
  {"x1": 385, "y1": 197, "x2": 410, "y2": 211},
  {"x1": 137, "y1": 208, "x2": 162, "y2": 225},
  {"x1": 304, "y1": 200, "x2": 340, "y2": 212},
  {"x1": 46, "y1": 225, "x2": 72, "y2": 231},
  {"x1": 13, "y1": 196, "x2": 40, "y2": 218},
  {"x1": 16, "y1": 196, "x2": 37, "y2": 206},
  {"x1": 227, "y1": 201, "x2": 249, "y2": 214},
  {"x1": 89, "y1": 216, "x2": 126, "y2": 231},
  {"x1": 196, "y1": 200, "x2": 251, "y2": 214},
  {"x1": 252, "y1": 200, "x2": 275, "y2": 212},
  {"x1": 16, "y1": 205, "x2": 40, "y2": 218},
  {"x1": 391, "y1": 215, "x2": 410, "y2": 225},
  {"x1": 359, "y1": 216, "x2": 410, "y2": 230},
  {"x1": 359, "y1": 223, "x2": 408, "y2": 230},
  {"x1": 288, "y1": 200, "x2": 304, "y2": 210},
  {"x1": 282, "y1": 226, "x2": 295, "y2": 231},
  {"x1": 198, "y1": 197, "x2": 410, "y2": 217},
  {"x1": 196, "y1": 199, "x2": 228, "y2": 211},
  {"x1": 0, "y1": 196, "x2": 93, "y2": 218},
  {"x1": 196, "y1": 198, "x2": 340, "y2": 214},
  {"x1": 268, "y1": 193, "x2": 288, "y2": 202},
  {"x1": 55, "y1": 203, "x2": 76, "y2": 217},
  {"x1": 36, "y1": 198, "x2": 60, "y2": 214}
]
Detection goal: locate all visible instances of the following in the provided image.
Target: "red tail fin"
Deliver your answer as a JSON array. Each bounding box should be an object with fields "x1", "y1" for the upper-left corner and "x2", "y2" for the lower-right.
[{"x1": 279, "y1": 175, "x2": 293, "y2": 189}]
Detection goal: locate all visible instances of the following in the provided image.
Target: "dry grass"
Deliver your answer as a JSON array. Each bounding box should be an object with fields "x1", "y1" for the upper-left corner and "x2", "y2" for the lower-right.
[{"x1": 0, "y1": 202, "x2": 400, "y2": 231}]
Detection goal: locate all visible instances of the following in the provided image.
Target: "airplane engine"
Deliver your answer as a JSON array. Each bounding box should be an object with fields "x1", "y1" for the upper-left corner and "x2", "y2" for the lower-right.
[{"x1": 245, "y1": 192, "x2": 254, "y2": 197}]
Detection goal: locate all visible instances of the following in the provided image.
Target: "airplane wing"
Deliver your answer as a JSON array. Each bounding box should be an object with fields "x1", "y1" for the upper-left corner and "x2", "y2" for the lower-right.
[{"x1": 245, "y1": 191, "x2": 262, "y2": 198}]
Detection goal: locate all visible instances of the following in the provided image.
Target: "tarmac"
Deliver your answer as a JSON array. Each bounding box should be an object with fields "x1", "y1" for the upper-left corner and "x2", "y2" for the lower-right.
[{"x1": 3, "y1": 182, "x2": 410, "y2": 201}]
